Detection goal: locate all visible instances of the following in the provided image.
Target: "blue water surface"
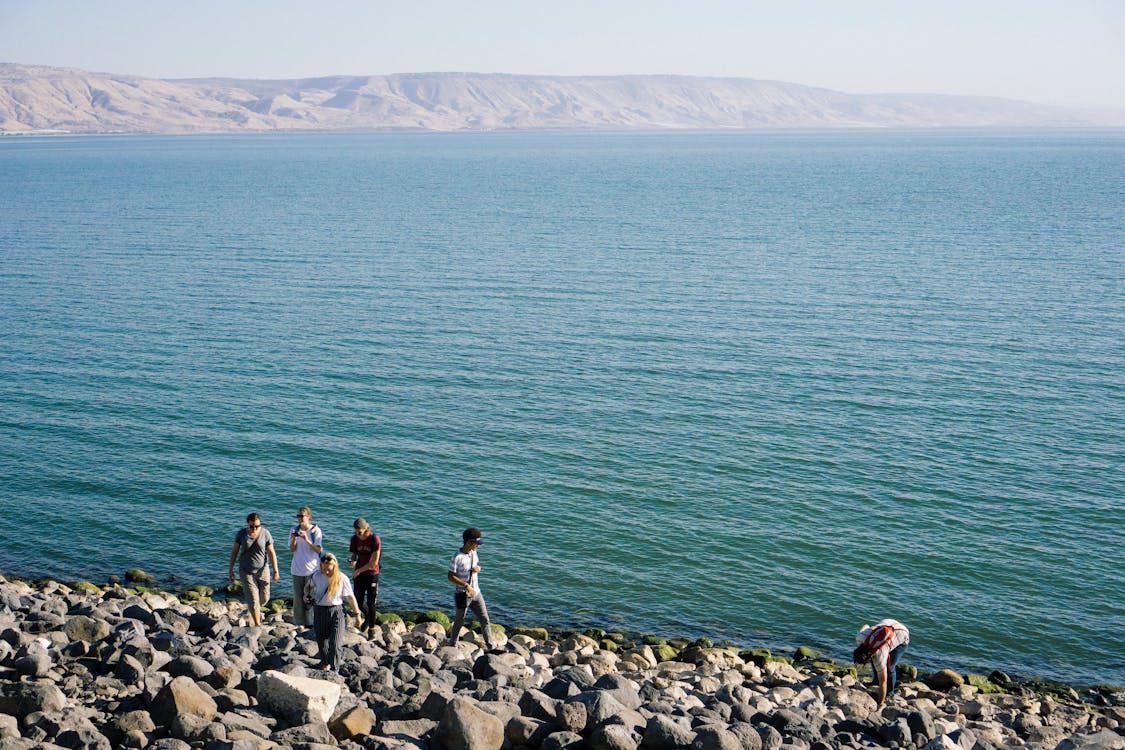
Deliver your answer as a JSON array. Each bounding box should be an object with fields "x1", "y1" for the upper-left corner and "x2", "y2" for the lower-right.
[{"x1": 0, "y1": 129, "x2": 1122, "y2": 683}]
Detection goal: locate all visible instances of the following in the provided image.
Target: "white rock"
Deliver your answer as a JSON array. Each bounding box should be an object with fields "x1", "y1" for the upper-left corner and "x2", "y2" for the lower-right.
[
  {"x1": 922, "y1": 736, "x2": 962, "y2": 750},
  {"x1": 257, "y1": 669, "x2": 341, "y2": 725}
]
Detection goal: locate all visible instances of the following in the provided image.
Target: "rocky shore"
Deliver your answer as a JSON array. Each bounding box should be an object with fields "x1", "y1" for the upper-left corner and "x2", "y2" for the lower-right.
[{"x1": 0, "y1": 573, "x2": 1121, "y2": 750}]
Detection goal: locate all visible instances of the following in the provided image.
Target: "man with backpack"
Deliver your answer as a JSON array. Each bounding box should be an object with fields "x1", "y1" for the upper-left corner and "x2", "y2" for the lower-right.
[{"x1": 853, "y1": 619, "x2": 910, "y2": 705}]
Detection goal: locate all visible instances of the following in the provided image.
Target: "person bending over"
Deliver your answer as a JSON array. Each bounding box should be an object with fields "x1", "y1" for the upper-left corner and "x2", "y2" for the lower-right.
[{"x1": 854, "y1": 618, "x2": 910, "y2": 705}]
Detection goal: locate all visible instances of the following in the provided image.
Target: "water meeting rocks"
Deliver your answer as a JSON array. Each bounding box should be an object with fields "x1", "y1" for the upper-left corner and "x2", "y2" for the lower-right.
[{"x1": 0, "y1": 574, "x2": 1122, "y2": 750}]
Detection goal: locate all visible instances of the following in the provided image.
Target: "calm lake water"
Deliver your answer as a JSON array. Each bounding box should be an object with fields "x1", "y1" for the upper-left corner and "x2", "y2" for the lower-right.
[{"x1": 0, "y1": 129, "x2": 1122, "y2": 684}]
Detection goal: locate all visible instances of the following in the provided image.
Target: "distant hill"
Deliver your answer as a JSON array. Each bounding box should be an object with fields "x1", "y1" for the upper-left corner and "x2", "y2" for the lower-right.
[{"x1": 1, "y1": 63, "x2": 1121, "y2": 134}]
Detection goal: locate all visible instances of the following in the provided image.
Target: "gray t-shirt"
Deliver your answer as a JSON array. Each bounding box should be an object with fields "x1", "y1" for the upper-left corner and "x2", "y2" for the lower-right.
[{"x1": 235, "y1": 527, "x2": 274, "y2": 576}]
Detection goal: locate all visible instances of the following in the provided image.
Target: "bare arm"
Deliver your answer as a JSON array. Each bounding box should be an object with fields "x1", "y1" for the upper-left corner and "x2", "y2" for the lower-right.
[
  {"x1": 268, "y1": 543, "x2": 280, "y2": 581},
  {"x1": 447, "y1": 571, "x2": 476, "y2": 598},
  {"x1": 228, "y1": 542, "x2": 240, "y2": 581},
  {"x1": 875, "y1": 658, "x2": 889, "y2": 705}
]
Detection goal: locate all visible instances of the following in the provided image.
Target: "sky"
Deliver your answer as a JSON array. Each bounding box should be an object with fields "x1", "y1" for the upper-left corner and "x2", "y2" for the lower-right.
[{"x1": 2, "y1": 0, "x2": 1123, "y2": 109}]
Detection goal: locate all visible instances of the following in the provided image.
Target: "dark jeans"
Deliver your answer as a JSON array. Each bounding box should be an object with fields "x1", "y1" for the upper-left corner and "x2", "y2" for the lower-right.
[
  {"x1": 886, "y1": 643, "x2": 908, "y2": 696},
  {"x1": 354, "y1": 573, "x2": 379, "y2": 629},
  {"x1": 312, "y1": 604, "x2": 345, "y2": 669}
]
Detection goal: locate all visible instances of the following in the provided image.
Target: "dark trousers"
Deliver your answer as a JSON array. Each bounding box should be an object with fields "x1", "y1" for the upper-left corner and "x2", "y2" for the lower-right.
[
  {"x1": 313, "y1": 604, "x2": 345, "y2": 669},
  {"x1": 886, "y1": 643, "x2": 908, "y2": 696},
  {"x1": 354, "y1": 573, "x2": 379, "y2": 629}
]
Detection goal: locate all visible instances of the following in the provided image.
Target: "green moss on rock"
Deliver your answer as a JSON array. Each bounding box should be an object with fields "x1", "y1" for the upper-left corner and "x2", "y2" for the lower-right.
[
  {"x1": 668, "y1": 637, "x2": 692, "y2": 649},
  {"x1": 655, "y1": 644, "x2": 679, "y2": 662},
  {"x1": 641, "y1": 635, "x2": 666, "y2": 646},
  {"x1": 741, "y1": 648, "x2": 772, "y2": 667},
  {"x1": 812, "y1": 660, "x2": 858, "y2": 677},
  {"x1": 510, "y1": 627, "x2": 549, "y2": 641},
  {"x1": 125, "y1": 568, "x2": 154, "y2": 584},
  {"x1": 600, "y1": 639, "x2": 618, "y2": 652},
  {"x1": 419, "y1": 611, "x2": 452, "y2": 630},
  {"x1": 375, "y1": 612, "x2": 403, "y2": 625},
  {"x1": 794, "y1": 646, "x2": 822, "y2": 662},
  {"x1": 70, "y1": 581, "x2": 101, "y2": 595}
]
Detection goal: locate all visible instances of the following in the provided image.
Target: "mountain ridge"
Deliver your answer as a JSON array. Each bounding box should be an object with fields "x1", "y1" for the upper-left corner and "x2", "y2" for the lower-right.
[{"x1": 2, "y1": 63, "x2": 1121, "y2": 134}]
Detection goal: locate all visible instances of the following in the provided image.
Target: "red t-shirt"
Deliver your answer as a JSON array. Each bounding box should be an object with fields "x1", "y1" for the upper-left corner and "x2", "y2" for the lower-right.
[{"x1": 349, "y1": 533, "x2": 381, "y2": 576}]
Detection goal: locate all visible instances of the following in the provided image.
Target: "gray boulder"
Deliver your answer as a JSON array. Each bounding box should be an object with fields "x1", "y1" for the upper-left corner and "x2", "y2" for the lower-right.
[
  {"x1": 150, "y1": 675, "x2": 219, "y2": 725},
  {"x1": 63, "y1": 616, "x2": 110, "y2": 643},
  {"x1": 270, "y1": 721, "x2": 335, "y2": 745},
  {"x1": 506, "y1": 717, "x2": 554, "y2": 749},
  {"x1": 557, "y1": 700, "x2": 588, "y2": 734},
  {"x1": 433, "y1": 696, "x2": 505, "y2": 750},
  {"x1": 542, "y1": 731, "x2": 586, "y2": 750},
  {"x1": 642, "y1": 715, "x2": 696, "y2": 750},
  {"x1": 756, "y1": 725, "x2": 782, "y2": 750},
  {"x1": 728, "y1": 723, "x2": 763, "y2": 750},
  {"x1": 0, "y1": 681, "x2": 68, "y2": 718},
  {"x1": 166, "y1": 654, "x2": 215, "y2": 680},
  {"x1": 592, "y1": 674, "x2": 643, "y2": 710},
  {"x1": 691, "y1": 726, "x2": 743, "y2": 750},
  {"x1": 53, "y1": 725, "x2": 112, "y2": 750},
  {"x1": 567, "y1": 690, "x2": 628, "y2": 733},
  {"x1": 14, "y1": 651, "x2": 52, "y2": 677},
  {"x1": 519, "y1": 688, "x2": 561, "y2": 722},
  {"x1": 878, "y1": 719, "x2": 911, "y2": 746},
  {"x1": 907, "y1": 710, "x2": 935, "y2": 743},
  {"x1": 113, "y1": 654, "x2": 146, "y2": 685},
  {"x1": 593, "y1": 723, "x2": 642, "y2": 750}
]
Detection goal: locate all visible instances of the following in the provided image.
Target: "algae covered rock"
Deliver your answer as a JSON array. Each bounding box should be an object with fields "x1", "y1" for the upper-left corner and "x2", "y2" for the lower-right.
[
  {"x1": 510, "y1": 626, "x2": 549, "y2": 641},
  {"x1": 419, "y1": 610, "x2": 452, "y2": 630},
  {"x1": 69, "y1": 581, "x2": 101, "y2": 595},
  {"x1": 125, "y1": 568, "x2": 154, "y2": 584},
  {"x1": 794, "y1": 645, "x2": 822, "y2": 662},
  {"x1": 741, "y1": 648, "x2": 772, "y2": 667},
  {"x1": 965, "y1": 673, "x2": 1002, "y2": 693},
  {"x1": 926, "y1": 669, "x2": 965, "y2": 691}
]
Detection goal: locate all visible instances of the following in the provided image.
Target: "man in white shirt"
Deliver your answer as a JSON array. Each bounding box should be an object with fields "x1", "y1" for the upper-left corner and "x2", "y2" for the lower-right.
[{"x1": 446, "y1": 527, "x2": 495, "y2": 650}]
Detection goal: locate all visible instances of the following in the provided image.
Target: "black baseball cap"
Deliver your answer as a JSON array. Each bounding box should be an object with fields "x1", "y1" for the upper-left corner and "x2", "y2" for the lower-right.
[{"x1": 462, "y1": 527, "x2": 483, "y2": 543}]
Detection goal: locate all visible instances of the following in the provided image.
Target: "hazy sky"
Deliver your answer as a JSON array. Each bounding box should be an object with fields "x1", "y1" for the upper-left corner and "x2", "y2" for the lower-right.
[{"x1": 2, "y1": 0, "x2": 1123, "y2": 108}]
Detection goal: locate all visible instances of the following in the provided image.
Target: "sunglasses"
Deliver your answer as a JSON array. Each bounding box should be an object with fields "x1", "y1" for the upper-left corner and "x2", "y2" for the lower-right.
[{"x1": 248, "y1": 524, "x2": 261, "y2": 529}]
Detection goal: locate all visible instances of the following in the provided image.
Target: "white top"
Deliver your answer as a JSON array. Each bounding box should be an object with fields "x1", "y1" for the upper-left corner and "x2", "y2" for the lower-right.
[
  {"x1": 309, "y1": 572, "x2": 354, "y2": 606},
  {"x1": 449, "y1": 549, "x2": 479, "y2": 593},
  {"x1": 289, "y1": 523, "x2": 323, "y2": 576},
  {"x1": 857, "y1": 618, "x2": 910, "y2": 677}
]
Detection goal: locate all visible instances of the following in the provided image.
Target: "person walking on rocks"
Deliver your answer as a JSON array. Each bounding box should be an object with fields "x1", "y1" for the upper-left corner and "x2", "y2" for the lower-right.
[
  {"x1": 288, "y1": 506, "x2": 323, "y2": 629},
  {"x1": 854, "y1": 618, "x2": 910, "y2": 705},
  {"x1": 305, "y1": 552, "x2": 360, "y2": 670},
  {"x1": 348, "y1": 518, "x2": 381, "y2": 638},
  {"x1": 446, "y1": 527, "x2": 495, "y2": 649},
  {"x1": 228, "y1": 512, "x2": 280, "y2": 627}
]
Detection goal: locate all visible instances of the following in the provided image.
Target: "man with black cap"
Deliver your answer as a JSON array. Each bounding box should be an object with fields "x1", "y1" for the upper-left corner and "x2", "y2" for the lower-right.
[{"x1": 446, "y1": 527, "x2": 494, "y2": 649}]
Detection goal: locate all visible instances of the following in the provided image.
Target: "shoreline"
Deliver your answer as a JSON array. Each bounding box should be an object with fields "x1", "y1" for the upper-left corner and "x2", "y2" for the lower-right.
[
  {"x1": 3, "y1": 568, "x2": 1119, "y2": 703},
  {"x1": 0, "y1": 570, "x2": 1122, "y2": 750}
]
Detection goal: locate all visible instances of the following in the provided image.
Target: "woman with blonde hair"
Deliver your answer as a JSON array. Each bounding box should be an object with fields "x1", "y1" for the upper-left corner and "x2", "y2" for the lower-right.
[{"x1": 304, "y1": 553, "x2": 360, "y2": 670}]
